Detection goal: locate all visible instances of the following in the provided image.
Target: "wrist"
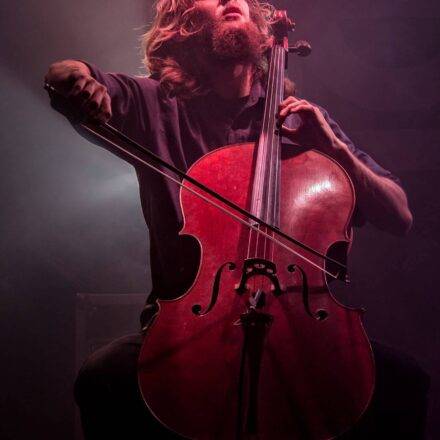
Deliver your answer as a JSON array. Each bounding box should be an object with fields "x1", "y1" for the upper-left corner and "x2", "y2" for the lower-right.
[{"x1": 325, "y1": 137, "x2": 351, "y2": 162}]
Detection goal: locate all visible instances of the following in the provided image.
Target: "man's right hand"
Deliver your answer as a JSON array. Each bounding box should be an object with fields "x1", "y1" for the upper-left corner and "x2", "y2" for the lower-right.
[{"x1": 45, "y1": 60, "x2": 112, "y2": 124}]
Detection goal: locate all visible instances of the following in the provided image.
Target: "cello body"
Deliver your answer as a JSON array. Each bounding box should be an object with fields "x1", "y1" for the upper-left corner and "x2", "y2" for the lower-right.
[{"x1": 138, "y1": 143, "x2": 375, "y2": 439}]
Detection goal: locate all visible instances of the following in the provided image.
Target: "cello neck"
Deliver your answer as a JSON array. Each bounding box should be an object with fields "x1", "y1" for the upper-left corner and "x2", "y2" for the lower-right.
[{"x1": 250, "y1": 39, "x2": 287, "y2": 228}]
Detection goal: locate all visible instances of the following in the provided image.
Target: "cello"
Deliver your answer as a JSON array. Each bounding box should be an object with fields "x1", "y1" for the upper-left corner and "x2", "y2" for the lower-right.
[
  {"x1": 45, "y1": 9, "x2": 375, "y2": 439},
  {"x1": 136, "y1": 10, "x2": 375, "y2": 440}
]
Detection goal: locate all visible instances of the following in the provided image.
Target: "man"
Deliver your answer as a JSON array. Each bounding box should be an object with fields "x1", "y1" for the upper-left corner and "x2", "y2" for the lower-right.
[{"x1": 45, "y1": 0, "x2": 429, "y2": 438}]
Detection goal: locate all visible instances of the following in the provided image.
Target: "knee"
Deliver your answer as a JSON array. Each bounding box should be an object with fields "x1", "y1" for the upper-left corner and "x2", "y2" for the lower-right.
[
  {"x1": 74, "y1": 334, "x2": 142, "y2": 406},
  {"x1": 405, "y1": 359, "x2": 430, "y2": 395},
  {"x1": 74, "y1": 349, "x2": 109, "y2": 406},
  {"x1": 373, "y1": 341, "x2": 430, "y2": 404}
]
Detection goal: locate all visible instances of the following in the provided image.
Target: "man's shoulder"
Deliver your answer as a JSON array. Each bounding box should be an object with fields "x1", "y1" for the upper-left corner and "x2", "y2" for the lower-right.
[
  {"x1": 87, "y1": 62, "x2": 163, "y2": 96},
  {"x1": 110, "y1": 72, "x2": 161, "y2": 91},
  {"x1": 123, "y1": 74, "x2": 179, "y2": 105}
]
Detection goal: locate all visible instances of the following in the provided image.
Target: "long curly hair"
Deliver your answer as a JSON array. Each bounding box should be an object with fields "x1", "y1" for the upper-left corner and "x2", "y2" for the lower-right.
[{"x1": 141, "y1": 0, "x2": 293, "y2": 97}]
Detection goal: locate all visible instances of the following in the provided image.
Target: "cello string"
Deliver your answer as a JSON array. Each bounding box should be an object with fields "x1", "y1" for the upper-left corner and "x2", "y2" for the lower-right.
[
  {"x1": 270, "y1": 45, "x2": 284, "y2": 266},
  {"x1": 262, "y1": 45, "x2": 282, "y2": 260},
  {"x1": 260, "y1": 45, "x2": 278, "y2": 292},
  {"x1": 249, "y1": 38, "x2": 278, "y2": 261},
  {"x1": 257, "y1": 43, "x2": 280, "y2": 294},
  {"x1": 261, "y1": 45, "x2": 276, "y2": 261},
  {"x1": 82, "y1": 123, "x2": 341, "y2": 280},
  {"x1": 246, "y1": 227, "x2": 254, "y2": 260},
  {"x1": 265, "y1": 45, "x2": 283, "y2": 293},
  {"x1": 261, "y1": 45, "x2": 280, "y2": 286}
]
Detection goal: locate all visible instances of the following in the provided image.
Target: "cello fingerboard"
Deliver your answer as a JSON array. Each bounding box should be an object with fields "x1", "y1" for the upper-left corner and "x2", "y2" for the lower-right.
[{"x1": 250, "y1": 43, "x2": 286, "y2": 229}]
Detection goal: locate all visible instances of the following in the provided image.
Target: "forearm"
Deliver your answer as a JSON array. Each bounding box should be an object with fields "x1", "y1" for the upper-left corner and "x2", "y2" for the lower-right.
[{"x1": 332, "y1": 139, "x2": 413, "y2": 236}]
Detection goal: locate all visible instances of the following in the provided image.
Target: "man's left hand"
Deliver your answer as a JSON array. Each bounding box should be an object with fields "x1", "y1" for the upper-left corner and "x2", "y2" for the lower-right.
[{"x1": 277, "y1": 96, "x2": 344, "y2": 155}]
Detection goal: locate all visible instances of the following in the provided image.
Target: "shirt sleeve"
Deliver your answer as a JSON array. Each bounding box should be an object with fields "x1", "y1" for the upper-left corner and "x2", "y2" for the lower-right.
[
  {"x1": 320, "y1": 107, "x2": 401, "y2": 186},
  {"x1": 83, "y1": 62, "x2": 149, "y2": 133},
  {"x1": 318, "y1": 107, "x2": 403, "y2": 226},
  {"x1": 62, "y1": 62, "x2": 158, "y2": 169}
]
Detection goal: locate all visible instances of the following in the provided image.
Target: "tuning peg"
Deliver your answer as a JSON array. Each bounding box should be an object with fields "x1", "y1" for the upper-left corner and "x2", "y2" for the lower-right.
[
  {"x1": 289, "y1": 40, "x2": 312, "y2": 57},
  {"x1": 287, "y1": 18, "x2": 296, "y2": 32}
]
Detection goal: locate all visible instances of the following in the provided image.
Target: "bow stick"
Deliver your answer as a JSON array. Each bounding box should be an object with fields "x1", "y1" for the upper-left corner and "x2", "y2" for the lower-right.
[{"x1": 45, "y1": 82, "x2": 349, "y2": 282}]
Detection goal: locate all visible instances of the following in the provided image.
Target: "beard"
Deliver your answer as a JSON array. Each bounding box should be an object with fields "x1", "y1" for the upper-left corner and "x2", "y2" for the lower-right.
[{"x1": 202, "y1": 19, "x2": 264, "y2": 65}]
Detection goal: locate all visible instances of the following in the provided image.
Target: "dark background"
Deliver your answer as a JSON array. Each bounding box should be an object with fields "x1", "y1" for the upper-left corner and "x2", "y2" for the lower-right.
[{"x1": 1, "y1": 0, "x2": 439, "y2": 438}]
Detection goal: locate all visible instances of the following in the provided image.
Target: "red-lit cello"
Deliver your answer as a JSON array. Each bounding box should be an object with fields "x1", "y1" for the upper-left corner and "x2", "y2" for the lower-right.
[{"x1": 136, "y1": 10, "x2": 375, "y2": 440}]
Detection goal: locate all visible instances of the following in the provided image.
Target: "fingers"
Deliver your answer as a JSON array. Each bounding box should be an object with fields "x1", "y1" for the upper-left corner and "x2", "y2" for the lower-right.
[
  {"x1": 277, "y1": 97, "x2": 317, "y2": 126},
  {"x1": 45, "y1": 61, "x2": 112, "y2": 124},
  {"x1": 69, "y1": 75, "x2": 112, "y2": 123},
  {"x1": 277, "y1": 97, "x2": 316, "y2": 145},
  {"x1": 69, "y1": 73, "x2": 88, "y2": 97},
  {"x1": 280, "y1": 125, "x2": 299, "y2": 140},
  {"x1": 84, "y1": 83, "x2": 105, "y2": 110},
  {"x1": 277, "y1": 104, "x2": 315, "y2": 128},
  {"x1": 279, "y1": 100, "x2": 316, "y2": 119},
  {"x1": 279, "y1": 95, "x2": 298, "y2": 108},
  {"x1": 86, "y1": 88, "x2": 112, "y2": 123},
  {"x1": 69, "y1": 74, "x2": 99, "y2": 100},
  {"x1": 80, "y1": 79, "x2": 96, "y2": 100},
  {"x1": 45, "y1": 61, "x2": 90, "y2": 96},
  {"x1": 278, "y1": 96, "x2": 304, "y2": 113}
]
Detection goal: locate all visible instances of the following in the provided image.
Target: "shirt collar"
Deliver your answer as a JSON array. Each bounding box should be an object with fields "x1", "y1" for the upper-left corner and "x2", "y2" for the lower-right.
[
  {"x1": 247, "y1": 80, "x2": 266, "y2": 107},
  {"x1": 197, "y1": 79, "x2": 265, "y2": 110}
]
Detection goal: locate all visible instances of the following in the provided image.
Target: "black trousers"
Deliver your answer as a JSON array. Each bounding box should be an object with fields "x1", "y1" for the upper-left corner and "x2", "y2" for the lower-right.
[{"x1": 74, "y1": 334, "x2": 430, "y2": 439}]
